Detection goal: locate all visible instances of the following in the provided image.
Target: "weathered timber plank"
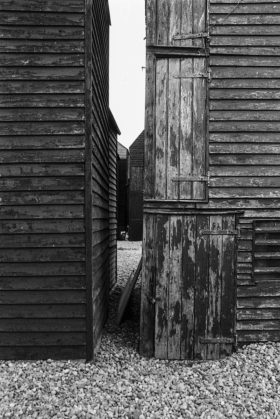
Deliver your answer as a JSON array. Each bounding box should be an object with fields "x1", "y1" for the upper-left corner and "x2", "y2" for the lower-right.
[
  {"x1": 0, "y1": 234, "x2": 85, "y2": 248},
  {"x1": 211, "y1": 4, "x2": 280, "y2": 14},
  {"x1": 0, "y1": 332, "x2": 86, "y2": 346},
  {"x1": 0, "y1": 0, "x2": 84, "y2": 11},
  {"x1": 0, "y1": 136, "x2": 85, "y2": 149},
  {"x1": 237, "y1": 331, "x2": 280, "y2": 343},
  {"x1": 210, "y1": 189, "x2": 280, "y2": 199},
  {"x1": 210, "y1": 15, "x2": 280, "y2": 26},
  {"x1": 0, "y1": 26, "x2": 84, "y2": 39},
  {"x1": 238, "y1": 298, "x2": 280, "y2": 309},
  {"x1": 0, "y1": 205, "x2": 84, "y2": 219},
  {"x1": 211, "y1": 79, "x2": 280, "y2": 89},
  {"x1": 0, "y1": 191, "x2": 84, "y2": 205},
  {"x1": 238, "y1": 281, "x2": 280, "y2": 298},
  {"x1": 0, "y1": 94, "x2": 84, "y2": 108},
  {"x1": 0, "y1": 220, "x2": 84, "y2": 234},
  {"x1": 210, "y1": 133, "x2": 280, "y2": 143},
  {"x1": 211, "y1": 37, "x2": 280, "y2": 47},
  {"x1": 0, "y1": 177, "x2": 84, "y2": 191},
  {"x1": 237, "y1": 309, "x2": 280, "y2": 321},
  {"x1": 0, "y1": 262, "x2": 85, "y2": 276},
  {"x1": 194, "y1": 215, "x2": 209, "y2": 360},
  {"x1": 167, "y1": 58, "x2": 180, "y2": 200},
  {"x1": 155, "y1": 59, "x2": 167, "y2": 199},
  {"x1": 210, "y1": 155, "x2": 280, "y2": 166},
  {"x1": 237, "y1": 320, "x2": 280, "y2": 331},
  {"x1": 211, "y1": 144, "x2": 280, "y2": 154},
  {"x1": 211, "y1": 57, "x2": 280, "y2": 68},
  {"x1": 0, "y1": 319, "x2": 86, "y2": 332},
  {"x1": 0, "y1": 122, "x2": 84, "y2": 136},
  {"x1": 0, "y1": 346, "x2": 86, "y2": 360},
  {"x1": 140, "y1": 215, "x2": 156, "y2": 357},
  {"x1": 0, "y1": 54, "x2": 84, "y2": 67},
  {"x1": 204, "y1": 199, "x2": 280, "y2": 210},
  {"x1": 0, "y1": 12, "x2": 84, "y2": 26},
  {"x1": 0, "y1": 150, "x2": 84, "y2": 164},
  {"x1": 0, "y1": 290, "x2": 86, "y2": 304},
  {"x1": 213, "y1": 68, "x2": 280, "y2": 80},
  {"x1": 146, "y1": 0, "x2": 157, "y2": 45},
  {"x1": 211, "y1": 25, "x2": 280, "y2": 36},
  {"x1": 207, "y1": 215, "x2": 222, "y2": 360},
  {"x1": 0, "y1": 81, "x2": 84, "y2": 94},
  {"x1": 211, "y1": 111, "x2": 280, "y2": 122},
  {"x1": 0, "y1": 248, "x2": 85, "y2": 263},
  {"x1": 210, "y1": 177, "x2": 280, "y2": 188},
  {"x1": 0, "y1": 68, "x2": 84, "y2": 80},
  {"x1": 0, "y1": 304, "x2": 86, "y2": 318},
  {"x1": 0, "y1": 40, "x2": 84, "y2": 53},
  {"x1": 211, "y1": 101, "x2": 280, "y2": 111},
  {"x1": 181, "y1": 215, "x2": 196, "y2": 359},
  {"x1": 168, "y1": 217, "x2": 182, "y2": 359},
  {"x1": 154, "y1": 215, "x2": 169, "y2": 359},
  {"x1": 0, "y1": 276, "x2": 85, "y2": 290},
  {"x1": 0, "y1": 108, "x2": 84, "y2": 122}
]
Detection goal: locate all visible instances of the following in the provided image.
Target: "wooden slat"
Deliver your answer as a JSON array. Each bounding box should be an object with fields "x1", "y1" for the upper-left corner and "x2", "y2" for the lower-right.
[
  {"x1": 0, "y1": 276, "x2": 85, "y2": 290},
  {"x1": 0, "y1": 0, "x2": 84, "y2": 11},
  {"x1": 211, "y1": 4, "x2": 280, "y2": 14},
  {"x1": 238, "y1": 281, "x2": 280, "y2": 298},
  {"x1": 238, "y1": 331, "x2": 280, "y2": 343},
  {"x1": 0, "y1": 304, "x2": 86, "y2": 318},
  {"x1": 0, "y1": 332, "x2": 86, "y2": 346},
  {"x1": 211, "y1": 100, "x2": 280, "y2": 111},
  {"x1": 210, "y1": 133, "x2": 280, "y2": 143},
  {"x1": 0, "y1": 233, "x2": 85, "y2": 248},
  {"x1": 0, "y1": 108, "x2": 84, "y2": 122},
  {"x1": 0, "y1": 262, "x2": 85, "y2": 276},
  {"x1": 0, "y1": 248, "x2": 85, "y2": 262},
  {"x1": 0, "y1": 13, "x2": 84, "y2": 26},
  {"x1": 0, "y1": 136, "x2": 85, "y2": 150},
  {"x1": 0, "y1": 219, "x2": 84, "y2": 234},
  {"x1": 0, "y1": 81, "x2": 84, "y2": 94},
  {"x1": 0, "y1": 346, "x2": 86, "y2": 360},
  {"x1": 0, "y1": 191, "x2": 84, "y2": 205},
  {"x1": 0, "y1": 40, "x2": 84, "y2": 53},
  {"x1": 238, "y1": 309, "x2": 280, "y2": 321},
  {"x1": 0, "y1": 177, "x2": 84, "y2": 191},
  {"x1": 0, "y1": 290, "x2": 86, "y2": 304},
  {"x1": 210, "y1": 177, "x2": 280, "y2": 188},
  {"x1": 0, "y1": 319, "x2": 86, "y2": 332},
  {"x1": 210, "y1": 155, "x2": 280, "y2": 166},
  {"x1": 0, "y1": 54, "x2": 84, "y2": 67},
  {"x1": 0, "y1": 68, "x2": 84, "y2": 81},
  {"x1": 0, "y1": 26, "x2": 84, "y2": 39}
]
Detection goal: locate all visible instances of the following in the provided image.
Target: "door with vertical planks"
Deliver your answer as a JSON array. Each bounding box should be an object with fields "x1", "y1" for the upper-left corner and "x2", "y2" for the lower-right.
[
  {"x1": 152, "y1": 213, "x2": 237, "y2": 360},
  {"x1": 144, "y1": 0, "x2": 209, "y2": 202}
]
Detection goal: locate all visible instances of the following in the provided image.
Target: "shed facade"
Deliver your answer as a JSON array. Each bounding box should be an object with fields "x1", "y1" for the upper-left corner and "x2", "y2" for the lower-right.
[
  {"x1": 128, "y1": 130, "x2": 144, "y2": 241},
  {"x1": 0, "y1": 0, "x2": 117, "y2": 360},
  {"x1": 141, "y1": 0, "x2": 280, "y2": 360},
  {"x1": 117, "y1": 142, "x2": 128, "y2": 237}
]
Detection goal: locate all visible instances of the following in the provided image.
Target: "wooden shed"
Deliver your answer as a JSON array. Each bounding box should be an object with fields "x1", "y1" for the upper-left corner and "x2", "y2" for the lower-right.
[
  {"x1": 0, "y1": 0, "x2": 119, "y2": 361},
  {"x1": 128, "y1": 130, "x2": 145, "y2": 241},
  {"x1": 117, "y1": 142, "x2": 128, "y2": 238},
  {"x1": 140, "y1": 0, "x2": 280, "y2": 360}
]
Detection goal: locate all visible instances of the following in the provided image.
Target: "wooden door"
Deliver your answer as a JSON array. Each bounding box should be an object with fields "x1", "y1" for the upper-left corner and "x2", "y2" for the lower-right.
[
  {"x1": 144, "y1": 0, "x2": 209, "y2": 202},
  {"x1": 153, "y1": 214, "x2": 237, "y2": 360}
]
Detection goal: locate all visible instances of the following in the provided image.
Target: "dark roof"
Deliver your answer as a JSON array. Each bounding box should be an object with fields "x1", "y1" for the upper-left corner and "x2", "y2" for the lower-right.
[
  {"x1": 117, "y1": 142, "x2": 128, "y2": 160},
  {"x1": 109, "y1": 109, "x2": 121, "y2": 135},
  {"x1": 129, "y1": 130, "x2": 144, "y2": 167}
]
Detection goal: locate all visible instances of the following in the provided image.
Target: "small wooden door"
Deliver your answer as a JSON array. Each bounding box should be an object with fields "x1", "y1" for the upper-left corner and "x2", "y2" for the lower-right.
[{"x1": 152, "y1": 213, "x2": 237, "y2": 360}]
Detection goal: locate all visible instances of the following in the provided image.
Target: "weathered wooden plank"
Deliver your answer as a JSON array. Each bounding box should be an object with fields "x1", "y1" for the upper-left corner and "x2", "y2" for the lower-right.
[
  {"x1": 211, "y1": 4, "x2": 280, "y2": 14},
  {"x1": 0, "y1": 346, "x2": 86, "y2": 360},
  {"x1": 194, "y1": 215, "x2": 209, "y2": 360},
  {"x1": 0, "y1": 319, "x2": 86, "y2": 332},
  {"x1": 0, "y1": 54, "x2": 84, "y2": 67},
  {"x1": 146, "y1": 0, "x2": 157, "y2": 45},
  {"x1": 210, "y1": 189, "x2": 280, "y2": 199},
  {"x1": 0, "y1": 136, "x2": 85, "y2": 150},
  {"x1": 0, "y1": 262, "x2": 85, "y2": 276},
  {"x1": 181, "y1": 215, "x2": 195, "y2": 359},
  {"x1": 207, "y1": 215, "x2": 222, "y2": 360},
  {"x1": 0, "y1": 191, "x2": 84, "y2": 205},
  {"x1": 238, "y1": 281, "x2": 280, "y2": 298},
  {"x1": 144, "y1": 53, "x2": 155, "y2": 199},
  {"x1": 238, "y1": 331, "x2": 280, "y2": 343},
  {"x1": 238, "y1": 298, "x2": 280, "y2": 309},
  {"x1": 0, "y1": 122, "x2": 84, "y2": 136},
  {"x1": 0, "y1": 40, "x2": 84, "y2": 53},
  {"x1": 193, "y1": 0, "x2": 206, "y2": 48},
  {"x1": 211, "y1": 144, "x2": 280, "y2": 154},
  {"x1": 180, "y1": 57, "x2": 193, "y2": 200},
  {"x1": 237, "y1": 320, "x2": 280, "y2": 331},
  {"x1": 0, "y1": 304, "x2": 86, "y2": 318},
  {"x1": 180, "y1": 0, "x2": 193, "y2": 48},
  {"x1": 211, "y1": 57, "x2": 280, "y2": 68},
  {"x1": 154, "y1": 215, "x2": 169, "y2": 359},
  {"x1": 0, "y1": 332, "x2": 86, "y2": 346},
  {"x1": 0, "y1": 26, "x2": 84, "y2": 39},
  {"x1": 168, "y1": 217, "x2": 182, "y2": 359},
  {"x1": 0, "y1": 247, "x2": 85, "y2": 263},
  {"x1": 0, "y1": 290, "x2": 86, "y2": 304},
  {"x1": 140, "y1": 215, "x2": 156, "y2": 357},
  {"x1": 155, "y1": 58, "x2": 168, "y2": 199},
  {"x1": 211, "y1": 100, "x2": 280, "y2": 111},
  {"x1": 238, "y1": 309, "x2": 280, "y2": 321},
  {"x1": 0, "y1": 151, "x2": 84, "y2": 165},
  {"x1": 204, "y1": 198, "x2": 280, "y2": 210},
  {"x1": 211, "y1": 37, "x2": 280, "y2": 47},
  {"x1": 0, "y1": 177, "x2": 84, "y2": 191},
  {"x1": 211, "y1": 79, "x2": 280, "y2": 89},
  {"x1": 0, "y1": 220, "x2": 84, "y2": 234},
  {"x1": 0, "y1": 234, "x2": 85, "y2": 248},
  {"x1": 167, "y1": 58, "x2": 180, "y2": 200},
  {"x1": 157, "y1": 0, "x2": 170, "y2": 46},
  {"x1": 211, "y1": 110, "x2": 280, "y2": 122},
  {"x1": 0, "y1": 276, "x2": 85, "y2": 290},
  {"x1": 211, "y1": 15, "x2": 280, "y2": 27},
  {"x1": 210, "y1": 155, "x2": 280, "y2": 166},
  {"x1": 0, "y1": 81, "x2": 84, "y2": 94},
  {"x1": 210, "y1": 177, "x2": 280, "y2": 188},
  {"x1": 211, "y1": 25, "x2": 280, "y2": 36},
  {"x1": 210, "y1": 133, "x2": 280, "y2": 143},
  {"x1": 0, "y1": 108, "x2": 84, "y2": 122},
  {"x1": 0, "y1": 0, "x2": 84, "y2": 11},
  {"x1": 238, "y1": 252, "x2": 252, "y2": 263},
  {"x1": 0, "y1": 205, "x2": 84, "y2": 219},
  {"x1": 0, "y1": 12, "x2": 84, "y2": 26},
  {"x1": 0, "y1": 68, "x2": 84, "y2": 81}
]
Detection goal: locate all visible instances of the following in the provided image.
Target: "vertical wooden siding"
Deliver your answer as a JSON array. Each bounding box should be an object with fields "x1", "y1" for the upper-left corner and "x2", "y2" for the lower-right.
[
  {"x1": 207, "y1": 0, "x2": 280, "y2": 344},
  {"x1": 91, "y1": 0, "x2": 110, "y2": 353},
  {"x1": 117, "y1": 143, "x2": 128, "y2": 236},
  {"x1": 0, "y1": 0, "x2": 86, "y2": 359}
]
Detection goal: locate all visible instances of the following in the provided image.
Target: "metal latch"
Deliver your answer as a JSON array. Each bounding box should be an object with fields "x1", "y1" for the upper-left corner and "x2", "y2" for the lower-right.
[{"x1": 146, "y1": 293, "x2": 156, "y2": 305}]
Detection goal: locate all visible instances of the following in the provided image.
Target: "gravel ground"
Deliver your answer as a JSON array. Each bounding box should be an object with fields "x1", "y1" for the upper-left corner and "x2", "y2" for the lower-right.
[{"x1": 1, "y1": 240, "x2": 280, "y2": 418}]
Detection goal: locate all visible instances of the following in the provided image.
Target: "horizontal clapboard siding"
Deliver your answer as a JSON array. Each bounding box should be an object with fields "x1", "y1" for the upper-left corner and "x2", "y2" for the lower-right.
[
  {"x1": 0, "y1": 0, "x2": 86, "y2": 360},
  {"x1": 209, "y1": 0, "x2": 280, "y2": 345}
]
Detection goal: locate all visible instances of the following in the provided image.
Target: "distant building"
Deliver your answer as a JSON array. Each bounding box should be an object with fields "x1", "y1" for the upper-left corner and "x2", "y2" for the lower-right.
[{"x1": 117, "y1": 142, "x2": 128, "y2": 238}]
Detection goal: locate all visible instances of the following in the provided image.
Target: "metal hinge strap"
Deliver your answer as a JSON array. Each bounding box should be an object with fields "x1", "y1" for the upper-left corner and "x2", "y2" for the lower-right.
[
  {"x1": 201, "y1": 230, "x2": 238, "y2": 235},
  {"x1": 173, "y1": 32, "x2": 208, "y2": 41},
  {"x1": 172, "y1": 172, "x2": 210, "y2": 185},
  {"x1": 174, "y1": 69, "x2": 211, "y2": 83}
]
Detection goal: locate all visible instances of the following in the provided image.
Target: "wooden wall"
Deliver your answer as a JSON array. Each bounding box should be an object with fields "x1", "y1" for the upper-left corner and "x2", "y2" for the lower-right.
[
  {"x1": 206, "y1": 0, "x2": 280, "y2": 345},
  {"x1": 117, "y1": 142, "x2": 128, "y2": 236},
  {"x1": 0, "y1": 0, "x2": 87, "y2": 360},
  {"x1": 108, "y1": 111, "x2": 120, "y2": 290},
  {"x1": 129, "y1": 131, "x2": 144, "y2": 241},
  {"x1": 91, "y1": 0, "x2": 111, "y2": 354}
]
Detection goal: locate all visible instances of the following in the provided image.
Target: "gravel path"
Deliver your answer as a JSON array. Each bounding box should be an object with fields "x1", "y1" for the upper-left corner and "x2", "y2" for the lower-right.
[{"x1": 1, "y1": 241, "x2": 280, "y2": 418}]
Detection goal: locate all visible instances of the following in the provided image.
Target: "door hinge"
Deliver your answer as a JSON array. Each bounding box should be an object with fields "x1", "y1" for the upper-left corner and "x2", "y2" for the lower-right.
[
  {"x1": 199, "y1": 337, "x2": 235, "y2": 344},
  {"x1": 201, "y1": 229, "x2": 238, "y2": 235},
  {"x1": 174, "y1": 69, "x2": 211, "y2": 83},
  {"x1": 173, "y1": 32, "x2": 209, "y2": 41},
  {"x1": 146, "y1": 293, "x2": 157, "y2": 305},
  {"x1": 172, "y1": 172, "x2": 210, "y2": 186}
]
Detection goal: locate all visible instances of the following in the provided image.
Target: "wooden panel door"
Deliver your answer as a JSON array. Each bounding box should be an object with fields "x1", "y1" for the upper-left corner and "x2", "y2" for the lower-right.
[{"x1": 153, "y1": 214, "x2": 237, "y2": 360}]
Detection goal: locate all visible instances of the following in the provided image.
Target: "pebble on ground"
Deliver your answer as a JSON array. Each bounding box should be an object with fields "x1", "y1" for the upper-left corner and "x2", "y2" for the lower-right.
[{"x1": 1, "y1": 241, "x2": 280, "y2": 418}]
